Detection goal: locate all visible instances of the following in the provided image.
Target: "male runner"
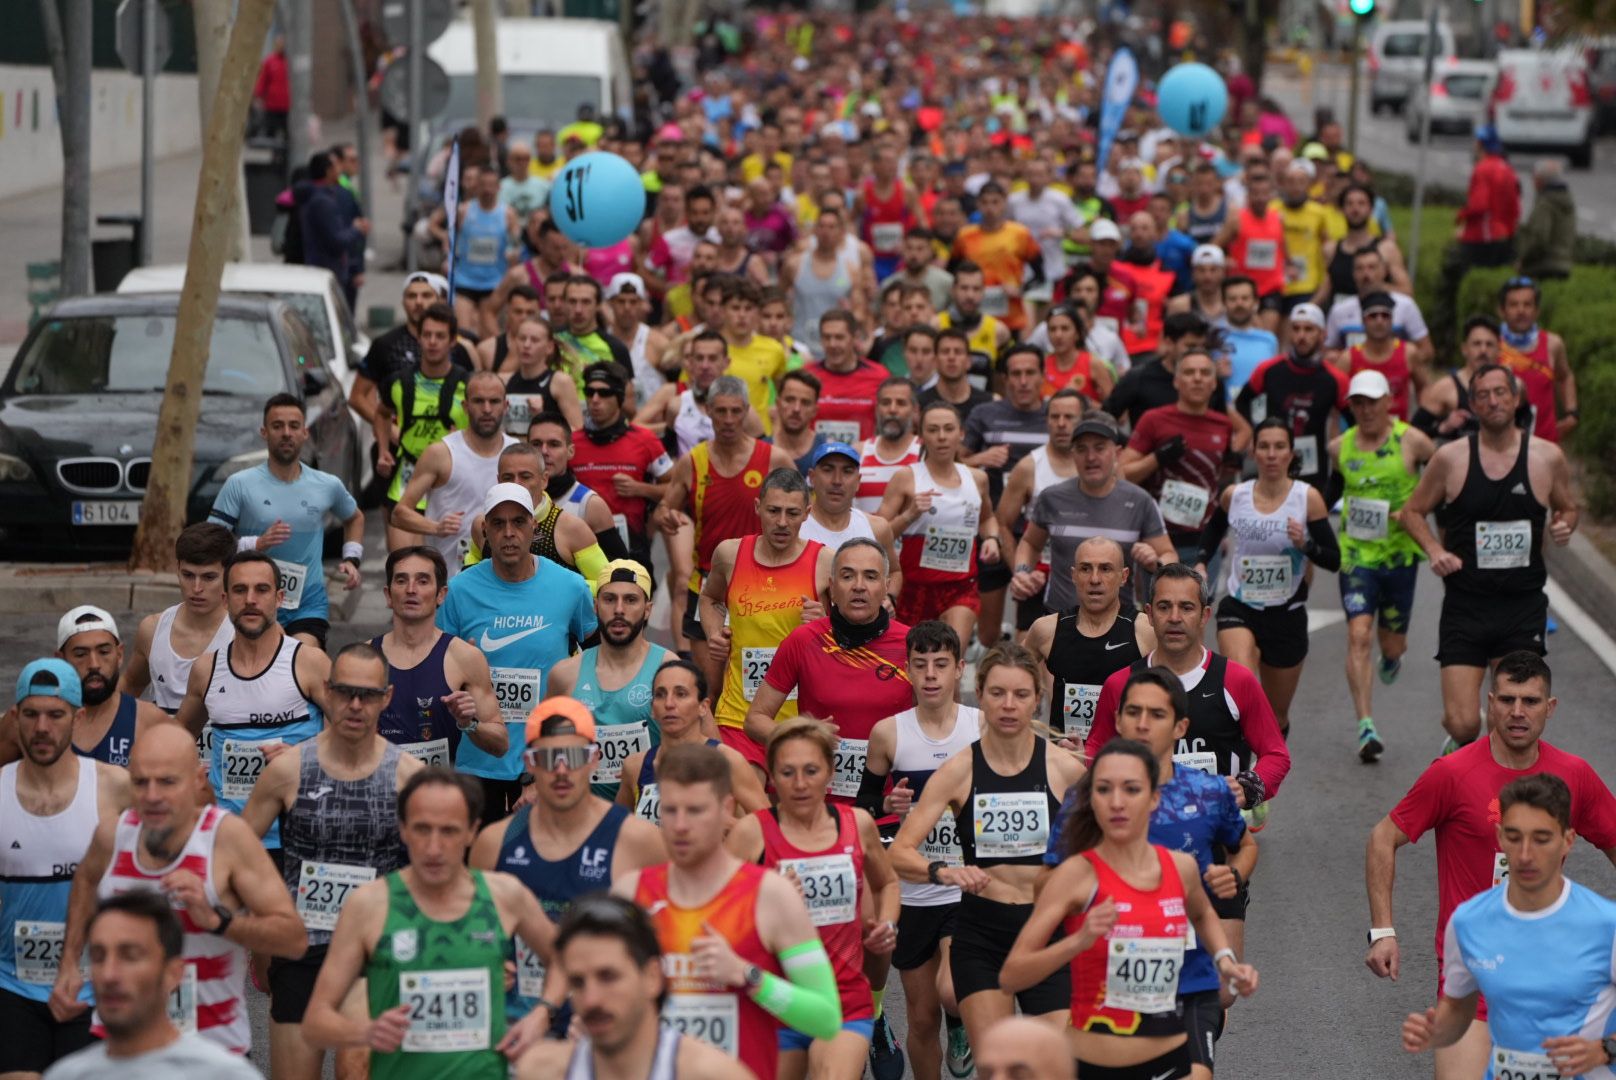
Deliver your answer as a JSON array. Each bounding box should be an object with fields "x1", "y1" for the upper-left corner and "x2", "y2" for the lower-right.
[
  {"x1": 773, "y1": 371, "x2": 827, "y2": 475},
  {"x1": 120, "y1": 523, "x2": 236, "y2": 720},
  {"x1": 952, "y1": 182, "x2": 1044, "y2": 335},
  {"x1": 994, "y1": 389, "x2": 1082, "y2": 636},
  {"x1": 488, "y1": 219, "x2": 577, "y2": 321},
  {"x1": 1413, "y1": 316, "x2": 1506, "y2": 444},
  {"x1": 300, "y1": 768, "x2": 560, "y2": 1076},
  {"x1": 799, "y1": 444, "x2": 903, "y2": 595},
  {"x1": 718, "y1": 277, "x2": 788, "y2": 435},
  {"x1": 1396, "y1": 364, "x2": 1577, "y2": 747},
  {"x1": 1368, "y1": 652, "x2": 1616, "y2": 1080},
  {"x1": 554, "y1": 276, "x2": 635, "y2": 377},
  {"x1": 241, "y1": 643, "x2": 422, "y2": 1080},
  {"x1": 937, "y1": 263, "x2": 1011, "y2": 394},
  {"x1": 437, "y1": 483, "x2": 597, "y2": 818},
  {"x1": 208, "y1": 394, "x2": 363, "y2": 647},
  {"x1": 463, "y1": 443, "x2": 608, "y2": 579},
  {"x1": 546, "y1": 562, "x2": 672, "y2": 800},
  {"x1": 30, "y1": 608, "x2": 163, "y2": 769},
  {"x1": 54, "y1": 724, "x2": 306, "y2": 1054},
  {"x1": 373, "y1": 545, "x2": 507, "y2": 769},
  {"x1": 1214, "y1": 275, "x2": 1280, "y2": 402},
  {"x1": 1, "y1": 661, "x2": 130, "y2": 1079},
  {"x1": 474, "y1": 284, "x2": 541, "y2": 374},
  {"x1": 855, "y1": 377, "x2": 922, "y2": 514},
  {"x1": 1496, "y1": 276, "x2": 1578, "y2": 443},
  {"x1": 1214, "y1": 165, "x2": 1285, "y2": 332},
  {"x1": 635, "y1": 331, "x2": 732, "y2": 450},
  {"x1": 612, "y1": 743, "x2": 842, "y2": 1080},
  {"x1": 605, "y1": 274, "x2": 670, "y2": 408},
  {"x1": 1236, "y1": 304, "x2": 1349, "y2": 493},
  {"x1": 1322, "y1": 246, "x2": 1433, "y2": 367},
  {"x1": 1336, "y1": 292, "x2": 1425, "y2": 422},
  {"x1": 374, "y1": 304, "x2": 472, "y2": 547},
  {"x1": 917, "y1": 329, "x2": 994, "y2": 421},
  {"x1": 806, "y1": 311, "x2": 889, "y2": 447},
  {"x1": 527, "y1": 412, "x2": 630, "y2": 555},
  {"x1": 569, "y1": 363, "x2": 676, "y2": 571},
  {"x1": 350, "y1": 275, "x2": 473, "y2": 429},
  {"x1": 1101, "y1": 311, "x2": 1220, "y2": 428}
]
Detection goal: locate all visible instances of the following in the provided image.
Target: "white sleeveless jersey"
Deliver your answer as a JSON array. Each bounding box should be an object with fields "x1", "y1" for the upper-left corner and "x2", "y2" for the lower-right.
[
  {"x1": 900, "y1": 461, "x2": 982, "y2": 538},
  {"x1": 145, "y1": 604, "x2": 234, "y2": 714},
  {"x1": 799, "y1": 507, "x2": 879, "y2": 552},
  {"x1": 568, "y1": 1024, "x2": 683, "y2": 1080},
  {"x1": 426, "y1": 430, "x2": 516, "y2": 575},
  {"x1": 1224, "y1": 479, "x2": 1311, "y2": 609},
  {"x1": 1028, "y1": 445, "x2": 1069, "y2": 564},
  {"x1": 890, "y1": 705, "x2": 981, "y2": 906},
  {"x1": 855, "y1": 436, "x2": 922, "y2": 515},
  {"x1": 673, "y1": 390, "x2": 713, "y2": 456},
  {"x1": 628, "y1": 323, "x2": 664, "y2": 406},
  {"x1": 98, "y1": 804, "x2": 249, "y2": 1054}
]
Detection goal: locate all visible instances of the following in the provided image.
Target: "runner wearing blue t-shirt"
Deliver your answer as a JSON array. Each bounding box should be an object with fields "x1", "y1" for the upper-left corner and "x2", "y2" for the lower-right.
[
  {"x1": 437, "y1": 482, "x2": 597, "y2": 819},
  {"x1": 208, "y1": 394, "x2": 365, "y2": 649}
]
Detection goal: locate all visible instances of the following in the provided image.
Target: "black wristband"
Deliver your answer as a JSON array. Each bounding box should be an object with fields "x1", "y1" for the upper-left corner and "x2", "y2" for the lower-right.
[{"x1": 1229, "y1": 867, "x2": 1245, "y2": 893}]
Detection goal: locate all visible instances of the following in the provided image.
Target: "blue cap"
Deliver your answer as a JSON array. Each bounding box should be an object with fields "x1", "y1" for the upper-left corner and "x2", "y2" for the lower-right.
[
  {"x1": 811, "y1": 441, "x2": 861, "y2": 468},
  {"x1": 15, "y1": 658, "x2": 82, "y2": 708},
  {"x1": 1474, "y1": 124, "x2": 1503, "y2": 153}
]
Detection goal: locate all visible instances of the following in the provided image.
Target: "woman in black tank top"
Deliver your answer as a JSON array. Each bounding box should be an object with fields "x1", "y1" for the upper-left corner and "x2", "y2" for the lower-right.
[{"x1": 501, "y1": 316, "x2": 582, "y2": 433}]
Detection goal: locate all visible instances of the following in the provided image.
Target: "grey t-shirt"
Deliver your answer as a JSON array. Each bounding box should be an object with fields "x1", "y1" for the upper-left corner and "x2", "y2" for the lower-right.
[
  {"x1": 45, "y1": 1034, "x2": 262, "y2": 1080},
  {"x1": 1031, "y1": 477, "x2": 1167, "y2": 613}
]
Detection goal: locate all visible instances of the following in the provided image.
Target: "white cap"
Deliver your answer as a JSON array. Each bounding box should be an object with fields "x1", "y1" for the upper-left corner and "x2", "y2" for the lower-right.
[
  {"x1": 483, "y1": 482, "x2": 535, "y2": 518},
  {"x1": 57, "y1": 605, "x2": 120, "y2": 649},
  {"x1": 607, "y1": 272, "x2": 646, "y2": 299},
  {"x1": 404, "y1": 271, "x2": 450, "y2": 299},
  {"x1": 1287, "y1": 158, "x2": 1317, "y2": 180},
  {"x1": 1347, "y1": 370, "x2": 1392, "y2": 400},
  {"x1": 1289, "y1": 302, "x2": 1327, "y2": 329},
  {"x1": 1191, "y1": 244, "x2": 1225, "y2": 268},
  {"x1": 1089, "y1": 218, "x2": 1123, "y2": 243},
  {"x1": 860, "y1": 101, "x2": 884, "y2": 118}
]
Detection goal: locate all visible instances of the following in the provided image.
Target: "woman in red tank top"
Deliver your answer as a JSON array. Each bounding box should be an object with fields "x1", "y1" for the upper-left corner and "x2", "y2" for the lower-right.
[
  {"x1": 725, "y1": 717, "x2": 901, "y2": 1080},
  {"x1": 1042, "y1": 306, "x2": 1113, "y2": 404},
  {"x1": 1001, "y1": 740, "x2": 1260, "y2": 1080}
]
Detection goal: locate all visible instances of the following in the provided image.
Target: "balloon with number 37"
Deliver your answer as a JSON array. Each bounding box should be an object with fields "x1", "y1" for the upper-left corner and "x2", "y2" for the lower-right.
[
  {"x1": 550, "y1": 151, "x2": 646, "y2": 249},
  {"x1": 1156, "y1": 62, "x2": 1229, "y2": 139}
]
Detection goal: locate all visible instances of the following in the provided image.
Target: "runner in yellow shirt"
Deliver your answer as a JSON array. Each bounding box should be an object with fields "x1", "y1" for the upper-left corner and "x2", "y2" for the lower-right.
[{"x1": 721, "y1": 278, "x2": 788, "y2": 435}]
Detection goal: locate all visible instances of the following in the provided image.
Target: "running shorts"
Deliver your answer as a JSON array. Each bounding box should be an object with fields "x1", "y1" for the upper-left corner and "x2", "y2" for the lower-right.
[
  {"x1": 894, "y1": 901, "x2": 958, "y2": 972},
  {"x1": 896, "y1": 578, "x2": 981, "y2": 626},
  {"x1": 1076, "y1": 1042, "x2": 1193, "y2": 1079},
  {"x1": 0, "y1": 986, "x2": 94, "y2": 1073},
  {"x1": 1215, "y1": 595, "x2": 1309, "y2": 669},
  {"x1": 950, "y1": 893, "x2": 1070, "y2": 1013},
  {"x1": 1436, "y1": 588, "x2": 1547, "y2": 668},
  {"x1": 1339, "y1": 564, "x2": 1418, "y2": 634}
]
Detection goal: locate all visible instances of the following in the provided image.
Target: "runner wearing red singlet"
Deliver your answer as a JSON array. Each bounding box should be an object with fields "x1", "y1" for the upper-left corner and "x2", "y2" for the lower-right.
[
  {"x1": 570, "y1": 363, "x2": 675, "y2": 569},
  {"x1": 807, "y1": 312, "x2": 890, "y2": 446},
  {"x1": 1115, "y1": 212, "x2": 1178, "y2": 360},
  {"x1": 858, "y1": 146, "x2": 917, "y2": 281},
  {"x1": 727, "y1": 718, "x2": 901, "y2": 1080},
  {"x1": 1215, "y1": 168, "x2": 1285, "y2": 332},
  {"x1": 1497, "y1": 279, "x2": 1578, "y2": 442},
  {"x1": 1041, "y1": 307, "x2": 1112, "y2": 405},
  {"x1": 1365, "y1": 651, "x2": 1616, "y2": 1080},
  {"x1": 1341, "y1": 292, "x2": 1419, "y2": 420},
  {"x1": 855, "y1": 378, "x2": 922, "y2": 515},
  {"x1": 1001, "y1": 740, "x2": 1258, "y2": 1080}
]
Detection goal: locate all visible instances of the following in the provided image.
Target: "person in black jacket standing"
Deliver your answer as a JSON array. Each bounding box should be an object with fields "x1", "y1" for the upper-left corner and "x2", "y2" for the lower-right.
[{"x1": 295, "y1": 151, "x2": 370, "y2": 310}]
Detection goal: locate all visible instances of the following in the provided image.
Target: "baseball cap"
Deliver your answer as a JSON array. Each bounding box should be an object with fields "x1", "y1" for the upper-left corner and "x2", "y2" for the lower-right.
[
  {"x1": 1361, "y1": 291, "x2": 1396, "y2": 314},
  {"x1": 1300, "y1": 142, "x2": 1330, "y2": 161},
  {"x1": 1474, "y1": 124, "x2": 1503, "y2": 154},
  {"x1": 1287, "y1": 158, "x2": 1317, "y2": 180},
  {"x1": 56, "y1": 604, "x2": 120, "y2": 649},
  {"x1": 404, "y1": 271, "x2": 450, "y2": 299},
  {"x1": 1347, "y1": 370, "x2": 1392, "y2": 400},
  {"x1": 607, "y1": 272, "x2": 647, "y2": 299},
  {"x1": 1089, "y1": 219, "x2": 1123, "y2": 244},
  {"x1": 582, "y1": 362, "x2": 628, "y2": 396},
  {"x1": 15, "y1": 658, "x2": 82, "y2": 708},
  {"x1": 525, "y1": 696, "x2": 598, "y2": 744},
  {"x1": 1072, "y1": 412, "x2": 1122, "y2": 442},
  {"x1": 811, "y1": 441, "x2": 861, "y2": 468},
  {"x1": 1289, "y1": 303, "x2": 1326, "y2": 329},
  {"x1": 597, "y1": 559, "x2": 653, "y2": 596},
  {"x1": 1191, "y1": 244, "x2": 1225, "y2": 268},
  {"x1": 483, "y1": 482, "x2": 535, "y2": 518}
]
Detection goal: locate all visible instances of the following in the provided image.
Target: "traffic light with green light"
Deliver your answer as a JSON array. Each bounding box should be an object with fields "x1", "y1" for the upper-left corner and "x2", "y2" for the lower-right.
[{"x1": 1349, "y1": 0, "x2": 1375, "y2": 17}]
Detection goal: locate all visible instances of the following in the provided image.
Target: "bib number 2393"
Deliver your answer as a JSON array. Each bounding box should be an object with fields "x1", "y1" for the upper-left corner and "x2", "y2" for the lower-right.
[{"x1": 972, "y1": 791, "x2": 1049, "y2": 858}]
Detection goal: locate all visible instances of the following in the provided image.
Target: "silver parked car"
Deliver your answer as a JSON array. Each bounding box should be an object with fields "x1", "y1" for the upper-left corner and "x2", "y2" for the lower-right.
[
  {"x1": 1405, "y1": 59, "x2": 1497, "y2": 140},
  {"x1": 1369, "y1": 20, "x2": 1458, "y2": 114}
]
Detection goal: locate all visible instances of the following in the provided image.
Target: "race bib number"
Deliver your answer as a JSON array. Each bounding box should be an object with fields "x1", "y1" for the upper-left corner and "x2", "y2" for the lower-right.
[
  {"x1": 274, "y1": 559, "x2": 307, "y2": 611},
  {"x1": 1174, "y1": 751, "x2": 1220, "y2": 775},
  {"x1": 1492, "y1": 851, "x2": 1510, "y2": 889},
  {"x1": 296, "y1": 861, "x2": 376, "y2": 932},
  {"x1": 13, "y1": 921, "x2": 70, "y2": 984},
  {"x1": 815, "y1": 419, "x2": 861, "y2": 446},
  {"x1": 1244, "y1": 239, "x2": 1277, "y2": 271},
  {"x1": 219, "y1": 738, "x2": 281, "y2": 801},
  {"x1": 918, "y1": 809, "x2": 963, "y2": 867},
  {"x1": 982, "y1": 285, "x2": 1010, "y2": 316},
  {"x1": 1238, "y1": 555, "x2": 1293, "y2": 606},
  {"x1": 664, "y1": 993, "x2": 738, "y2": 1055},
  {"x1": 1159, "y1": 479, "x2": 1211, "y2": 529},
  {"x1": 635, "y1": 783, "x2": 662, "y2": 826},
  {"x1": 741, "y1": 647, "x2": 795, "y2": 701},
  {"x1": 1476, "y1": 520, "x2": 1531, "y2": 570},
  {"x1": 919, "y1": 524, "x2": 974, "y2": 574},
  {"x1": 467, "y1": 235, "x2": 500, "y2": 263},
  {"x1": 593, "y1": 721, "x2": 650, "y2": 784},
  {"x1": 1294, "y1": 435, "x2": 1319, "y2": 477},
  {"x1": 197, "y1": 723, "x2": 214, "y2": 762},
  {"x1": 972, "y1": 791, "x2": 1049, "y2": 859},
  {"x1": 1249, "y1": 395, "x2": 1268, "y2": 424},
  {"x1": 515, "y1": 938, "x2": 546, "y2": 999},
  {"x1": 1494, "y1": 1047, "x2": 1560, "y2": 1080},
  {"x1": 830, "y1": 738, "x2": 869, "y2": 799},
  {"x1": 1062, "y1": 683, "x2": 1102, "y2": 740},
  {"x1": 491, "y1": 667, "x2": 541, "y2": 725},
  {"x1": 1285, "y1": 254, "x2": 1308, "y2": 284},
  {"x1": 871, "y1": 222, "x2": 904, "y2": 254},
  {"x1": 505, "y1": 395, "x2": 532, "y2": 431},
  {"x1": 781, "y1": 853, "x2": 858, "y2": 926},
  {"x1": 401, "y1": 738, "x2": 451, "y2": 767},
  {"x1": 167, "y1": 964, "x2": 198, "y2": 1033},
  {"x1": 1104, "y1": 936, "x2": 1183, "y2": 1013},
  {"x1": 400, "y1": 968, "x2": 491, "y2": 1052},
  {"x1": 1346, "y1": 497, "x2": 1390, "y2": 542}
]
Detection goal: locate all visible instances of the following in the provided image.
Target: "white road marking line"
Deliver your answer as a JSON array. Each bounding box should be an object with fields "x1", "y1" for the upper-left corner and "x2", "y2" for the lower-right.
[
  {"x1": 1544, "y1": 579, "x2": 1616, "y2": 681},
  {"x1": 1307, "y1": 609, "x2": 1346, "y2": 634}
]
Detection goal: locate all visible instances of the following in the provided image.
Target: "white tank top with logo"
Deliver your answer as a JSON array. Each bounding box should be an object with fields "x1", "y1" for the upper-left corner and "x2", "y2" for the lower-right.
[{"x1": 426, "y1": 430, "x2": 517, "y2": 575}]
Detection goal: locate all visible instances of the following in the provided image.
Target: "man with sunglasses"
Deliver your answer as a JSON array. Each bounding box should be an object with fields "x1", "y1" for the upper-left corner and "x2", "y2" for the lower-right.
[
  {"x1": 569, "y1": 363, "x2": 676, "y2": 573},
  {"x1": 474, "y1": 699, "x2": 665, "y2": 1043},
  {"x1": 1496, "y1": 277, "x2": 1577, "y2": 444},
  {"x1": 1338, "y1": 292, "x2": 1422, "y2": 422},
  {"x1": 241, "y1": 642, "x2": 422, "y2": 1080}
]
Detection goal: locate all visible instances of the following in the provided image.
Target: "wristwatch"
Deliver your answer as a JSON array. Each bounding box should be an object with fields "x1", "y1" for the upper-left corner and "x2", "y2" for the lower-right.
[
  {"x1": 742, "y1": 964, "x2": 765, "y2": 990},
  {"x1": 926, "y1": 860, "x2": 949, "y2": 885},
  {"x1": 457, "y1": 714, "x2": 480, "y2": 734},
  {"x1": 211, "y1": 904, "x2": 235, "y2": 937},
  {"x1": 1366, "y1": 927, "x2": 1396, "y2": 945},
  {"x1": 1602, "y1": 1034, "x2": 1616, "y2": 1065}
]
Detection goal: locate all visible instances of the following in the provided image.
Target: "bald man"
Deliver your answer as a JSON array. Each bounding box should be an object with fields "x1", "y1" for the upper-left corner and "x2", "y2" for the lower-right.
[
  {"x1": 48, "y1": 724, "x2": 305, "y2": 1056},
  {"x1": 976, "y1": 1016, "x2": 1075, "y2": 1080}
]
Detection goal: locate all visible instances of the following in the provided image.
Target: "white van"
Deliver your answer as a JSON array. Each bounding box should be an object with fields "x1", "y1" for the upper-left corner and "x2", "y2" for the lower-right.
[
  {"x1": 1368, "y1": 20, "x2": 1458, "y2": 114},
  {"x1": 1490, "y1": 47, "x2": 1596, "y2": 169},
  {"x1": 428, "y1": 17, "x2": 633, "y2": 139}
]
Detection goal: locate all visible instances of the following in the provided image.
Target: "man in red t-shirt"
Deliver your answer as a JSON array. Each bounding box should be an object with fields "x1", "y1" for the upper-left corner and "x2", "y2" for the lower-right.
[
  {"x1": 1365, "y1": 651, "x2": 1616, "y2": 1080},
  {"x1": 806, "y1": 310, "x2": 890, "y2": 446},
  {"x1": 1119, "y1": 349, "x2": 1235, "y2": 564},
  {"x1": 570, "y1": 362, "x2": 675, "y2": 571}
]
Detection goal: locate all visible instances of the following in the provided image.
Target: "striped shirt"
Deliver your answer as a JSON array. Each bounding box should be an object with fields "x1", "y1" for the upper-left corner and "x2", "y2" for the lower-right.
[{"x1": 855, "y1": 437, "x2": 921, "y2": 514}]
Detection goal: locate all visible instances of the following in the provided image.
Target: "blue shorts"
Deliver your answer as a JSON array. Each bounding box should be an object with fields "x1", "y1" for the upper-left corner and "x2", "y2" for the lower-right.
[
  {"x1": 778, "y1": 1017, "x2": 876, "y2": 1051},
  {"x1": 1339, "y1": 563, "x2": 1419, "y2": 634}
]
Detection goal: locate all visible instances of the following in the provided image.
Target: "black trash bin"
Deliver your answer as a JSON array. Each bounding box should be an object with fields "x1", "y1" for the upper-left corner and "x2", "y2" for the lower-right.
[
  {"x1": 244, "y1": 137, "x2": 288, "y2": 236},
  {"x1": 92, "y1": 214, "x2": 144, "y2": 292}
]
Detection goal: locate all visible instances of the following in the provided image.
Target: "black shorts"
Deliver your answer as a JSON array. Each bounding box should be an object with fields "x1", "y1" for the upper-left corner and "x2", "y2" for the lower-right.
[
  {"x1": 893, "y1": 902, "x2": 957, "y2": 971},
  {"x1": 479, "y1": 777, "x2": 525, "y2": 823},
  {"x1": 1436, "y1": 587, "x2": 1548, "y2": 668},
  {"x1": 681, "y1": 588, "x2": 706, "y2": 642},
  {"x1": 1215, "y1": 595, "x2": 1309, "y2": 669},
  {"x1": 0, "y1": 986, "x2": 95, "y2": 1074},
  {"x1": 950, "y1": 893, "x2": 1070, "y2": 1012},
  {"x1": 1076, "y1": 1042, "x2": 1192, "y2": 1080},
  {"x1": 269, "y1": 944, "x2": 329, "y2": 1024},
  {"x1": 1258, "y1": 291, "x2": 1287, "y2": 314},
  {"x1": 457, "y1": 286, "x2": 495, "y2": 303},
  {"x1": 284, "y1": 617, "x2": 330, "y2": 649},
  {"x1": 1178, "y1": 989, "x2": 1225, "y2": 1069},
  {"x1": 1014, "y1": 589, "x2": 1047, "y2": 631},
  {"x1": 978, "y1": 559, "x2": 1011, "y2": 593}
]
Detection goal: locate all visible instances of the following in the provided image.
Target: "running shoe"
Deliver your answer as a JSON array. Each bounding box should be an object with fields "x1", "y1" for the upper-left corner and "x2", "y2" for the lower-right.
[
  {"x1": 869, "y1": 1014, "x2": 905, "y2": 1080},
  {"x1": 1378, "y1": 655, "x2": 1401, "y2": 685},
  {"x1": 1242, "y1": 802, "x2": 1270, "y2": 833},
  {"x1": 1439, "y1": 735, "x2": 1462, "y2": 757},
  {"x1": 1358, "y1": 718, "x2": 1385, "y2": 763},
  {"x1": 946, "y1": 1018, "x2": 974, "y2": 1079},
  {"x1": 1547, "y1": 612, "x2": 1558, "y2": 634}
]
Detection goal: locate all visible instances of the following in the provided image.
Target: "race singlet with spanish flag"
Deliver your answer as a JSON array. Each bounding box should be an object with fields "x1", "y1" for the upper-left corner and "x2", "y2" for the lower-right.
[{"x1": 716, "y1": 537, "x2": 823, "y2": 730}]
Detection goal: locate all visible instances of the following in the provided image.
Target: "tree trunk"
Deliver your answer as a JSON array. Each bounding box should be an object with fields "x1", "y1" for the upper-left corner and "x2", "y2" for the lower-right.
[
  {"x1": 471, "y1": 0, "x2": 502, "y2": 132},
  {"x1": 129, "y1": 0, "x2": 280, "y2": 572},
  {"x1": 192, "y1": 0, "x2": 250, "y2": 262},
  {"x1": 42, "y1": 0, "x2": 93, "y2": 296}
]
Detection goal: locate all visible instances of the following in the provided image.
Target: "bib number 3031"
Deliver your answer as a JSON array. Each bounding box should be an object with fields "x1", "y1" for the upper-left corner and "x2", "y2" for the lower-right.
[{"x1": 400, "y1": 968, "x2": 490, "y2": 1052}]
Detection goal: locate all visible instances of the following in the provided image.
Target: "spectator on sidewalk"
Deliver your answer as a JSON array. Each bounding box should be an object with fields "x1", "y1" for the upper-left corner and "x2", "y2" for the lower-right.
[
  {"x1": 252, "y1": 35, "x2": 290, "y2": 142},
  {"x1": 296, "y1": 151, "x2": 370, "y2": 304},
  {"x1": 329, "y1": 142, "x2": 367, "y2": 310},
  {"x1": 1455, "y1": 125, "x2": 1520, "y2": 266},
  {"x1": 1516, "y1": 159, "x2": 1576, "y2": 282}
]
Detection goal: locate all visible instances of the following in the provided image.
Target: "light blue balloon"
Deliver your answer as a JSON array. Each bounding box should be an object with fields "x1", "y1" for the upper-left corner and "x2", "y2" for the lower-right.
[
  {"x1": 1157, "y1": 63, "x2": 1228, "y2": 139},
  {"x1": 549, "y1": 151, "x2": 644, "y2": 248}
]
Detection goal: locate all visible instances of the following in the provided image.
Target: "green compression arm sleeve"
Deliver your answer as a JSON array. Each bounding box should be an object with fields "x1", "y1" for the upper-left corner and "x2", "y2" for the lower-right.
[
  {"x1": 572, "y1": 542, "x2": 608, "y2": 593},
  {"x1": 750, "y1": 939, "x2": 843, "y2": 1041}
]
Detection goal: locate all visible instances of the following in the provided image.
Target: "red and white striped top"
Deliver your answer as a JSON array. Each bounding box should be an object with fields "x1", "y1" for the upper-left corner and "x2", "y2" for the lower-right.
[
  {"x1": 97, "y1": 804, "x2": 249, "y2": 1055},
  {"x1": 855, "y1": 436, "x2": 921, "y2": 514}
]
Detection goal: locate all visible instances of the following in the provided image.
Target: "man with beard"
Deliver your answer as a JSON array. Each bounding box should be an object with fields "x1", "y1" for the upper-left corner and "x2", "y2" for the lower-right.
[
  {"x1": 490, "y1": 218, "x2": 579, "y2": 320},
  {"x1": 513, "y1": 897, "x2": 750, "y2": 1080},
  {"x1": 54, "y1": 723, "x2": 305, "y2": 1056},
  {"x1": 554, "y1": 276, "x2": 635, "y2": 380},
  {"x1": 391, "y1": 371, "x2": 517, "y2": 572},
  {"x1": 51, "y1": 608, "x2": 165, "y2": 768},
  {"x1": 349, "y1": 274, "x2": 474, "y2": 428},
  {"x1": 1237, "y1": 304, "x2": 1349, "y2": 493},
  {"x1": 856, "y1": 378, "x2": 922, "y2": 514},
  {"x1": 546, "y1": 562, "x2": 673, "y2": 801},
  {"x1": 1214, "y1": 275, "x2": 1279, "y2": 402},
  {"x1": 0, "y1": 660, "x2": 130, "y2": 1079},
  {"x1": 884, "y1": 229, "x2": 954, "y2": 311},
  {"x1": 570, "y1": 363, "x2": 676, "y2": 573},
  {"x1": 936, "y1": 262, "x2": 1012, "y2": 394},
  {"x1": 174, "y1": 552, "x2": 331, "y2": 855},
  {"x1": 208, "y1": 395, "x2": 363, "y2": 649},
  {"x1": 1316, "y1": 183, "x2": 1411, "y2": 311},
  {"x1": 464, "y1": 443, "x2": 609, "y2": 579}
]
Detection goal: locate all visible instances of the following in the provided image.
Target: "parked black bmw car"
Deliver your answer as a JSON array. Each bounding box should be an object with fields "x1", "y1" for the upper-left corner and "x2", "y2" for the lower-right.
[{"x1": 0, "y1": 293, "x2": 361, "y2": 558}]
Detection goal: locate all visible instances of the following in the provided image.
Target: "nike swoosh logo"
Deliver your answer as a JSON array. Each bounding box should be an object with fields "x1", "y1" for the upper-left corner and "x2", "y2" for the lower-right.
[
  {"x1": 1152, "y1": 1072, "x2": 1176, "y2": 1080},
  {"x1": 1201, "y1": 690, "x2": 1219, "y2": 697},
  {"x1": 1105, "y1": 640, "x2": 1129, "y2": 650},
  {"x1": 480, "y1": 625, "x2": 546, "y2": 651}
]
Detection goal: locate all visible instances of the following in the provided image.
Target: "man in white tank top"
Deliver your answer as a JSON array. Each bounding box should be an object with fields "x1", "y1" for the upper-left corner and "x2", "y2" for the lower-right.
[
  {"x1": 800, "y1": 443, "x2": 903, "y2": 595},
  {"x1": 390, "y1": 371, "x2": 518, "y2": 571},
  {"x1": 855, "y1": 378, "x2": 923, "y2": 514},
  {"x1": 56, "y1": 724, "x2": 305, "y2": 1057},
  {"x1": 994, "y1": 390, "x2": 1084, "y2": 635},
  {"x1": 607, "y1": 273, "x2": 671, "y2": 407}
]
